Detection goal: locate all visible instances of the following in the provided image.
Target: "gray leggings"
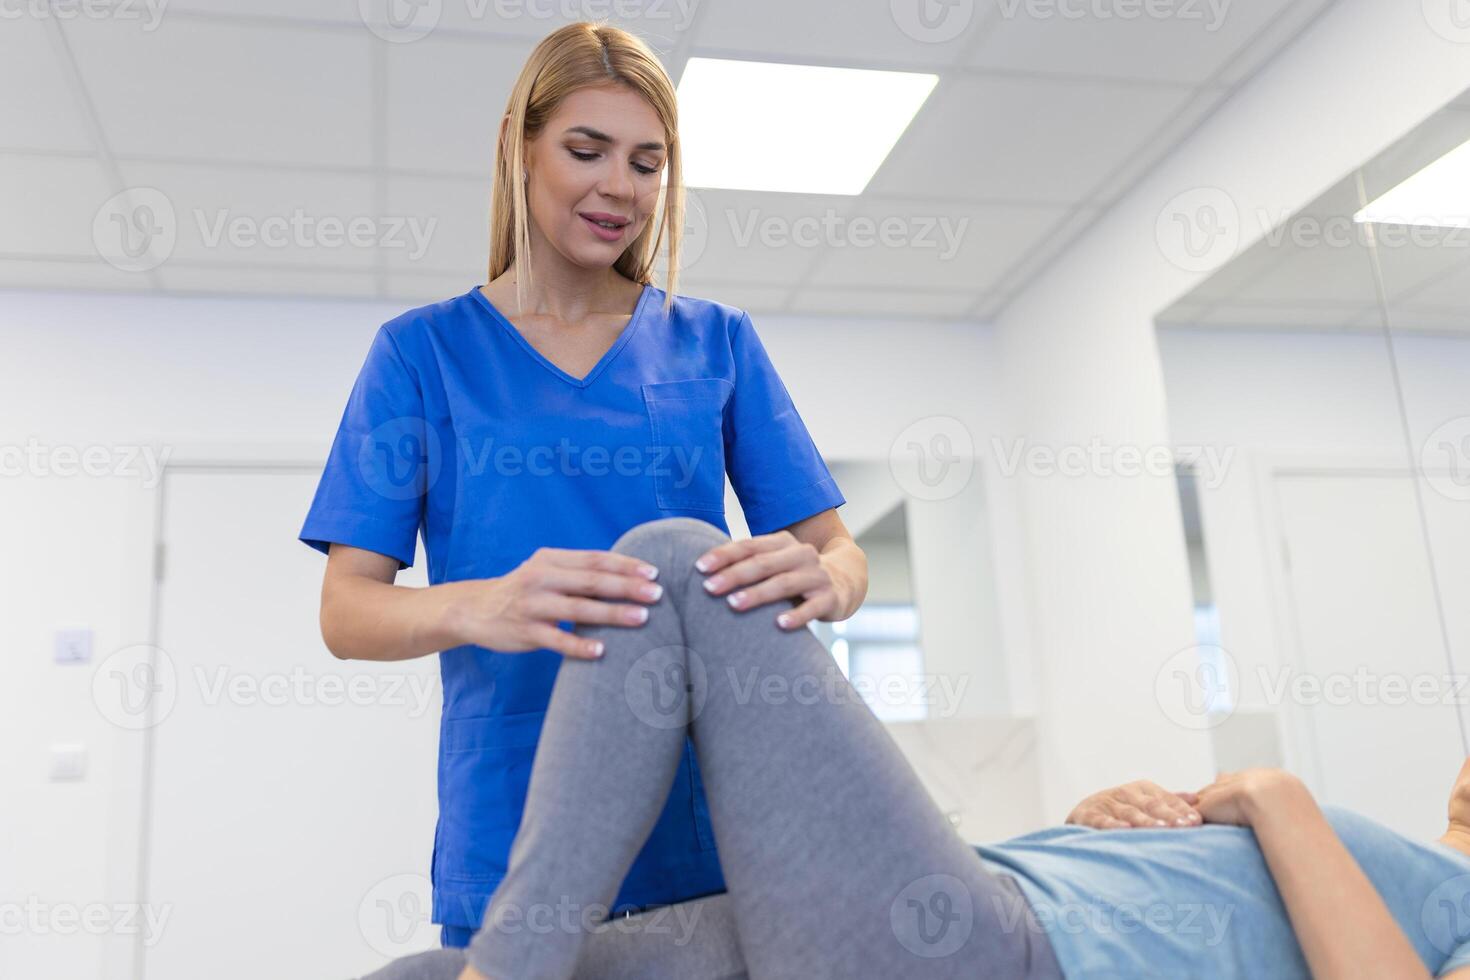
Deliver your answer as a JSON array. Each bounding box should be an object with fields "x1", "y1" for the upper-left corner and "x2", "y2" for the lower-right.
[{"x1": 358, "y1": 517, "x2": 1063, "y2": 980}]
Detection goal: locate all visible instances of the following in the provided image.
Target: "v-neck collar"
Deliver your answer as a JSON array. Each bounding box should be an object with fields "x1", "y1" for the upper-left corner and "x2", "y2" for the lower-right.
[{"x1": 470, "y1": 281, "x2": 653, "y2": 389}]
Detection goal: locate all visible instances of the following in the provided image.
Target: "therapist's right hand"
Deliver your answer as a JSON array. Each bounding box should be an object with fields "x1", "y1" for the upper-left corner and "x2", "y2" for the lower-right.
[{"x1": 444, "y1": 547, "x2": 663, "y2": 660}]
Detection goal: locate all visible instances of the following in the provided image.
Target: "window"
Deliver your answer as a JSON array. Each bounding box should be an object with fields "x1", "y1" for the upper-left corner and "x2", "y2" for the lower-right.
[
  {"x1": 830, "y1": 603, "x2": 926, "y2": 722},
  {"x1": 1178, "y1": 463, "x2": 1234, "y2": 715},
  {"x1": 807, "y1": 499, "x2": 931, "y2": 721}
]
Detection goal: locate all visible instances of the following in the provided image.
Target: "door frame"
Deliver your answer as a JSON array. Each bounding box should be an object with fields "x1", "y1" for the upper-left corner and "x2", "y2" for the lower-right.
[
  {"x1": 1248, "y1": 449, "x2": 1462, "y2": 798},
  {"x1": 109, "y1": 443, "x2": 328, "y2": 980}
]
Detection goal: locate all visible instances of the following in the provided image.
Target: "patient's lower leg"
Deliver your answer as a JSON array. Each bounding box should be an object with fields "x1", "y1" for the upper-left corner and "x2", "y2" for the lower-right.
[{"x1": 357, "y1": 892, "x2": 744, "y2": 980}]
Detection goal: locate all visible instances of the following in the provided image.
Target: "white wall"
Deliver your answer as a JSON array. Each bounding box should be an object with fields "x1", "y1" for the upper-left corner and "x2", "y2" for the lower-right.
[
  {"x1": 1, "y1": 289, "x2": 410, "y2": 978},
  {"x1": 990, "y1": 0, "x2": 1470, "y2": 820}
]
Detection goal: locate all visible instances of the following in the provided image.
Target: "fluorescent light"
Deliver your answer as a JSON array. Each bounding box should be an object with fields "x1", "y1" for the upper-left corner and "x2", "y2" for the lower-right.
[
  {"x1": 675, "y1": 58, "x2": 938, "y2": 195},
  {"x1": 1354, "y1": 137, "x2": 1470, "y2": 228}
]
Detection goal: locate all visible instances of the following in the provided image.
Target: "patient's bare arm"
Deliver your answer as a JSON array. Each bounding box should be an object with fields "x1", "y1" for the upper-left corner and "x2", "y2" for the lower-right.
[
  {"x1": 1197, "y1": 768, "x2": 1431, "y2": 980},
  {"x1": 1066, "y1": 779, "x2": 1202, "y2": 829}
]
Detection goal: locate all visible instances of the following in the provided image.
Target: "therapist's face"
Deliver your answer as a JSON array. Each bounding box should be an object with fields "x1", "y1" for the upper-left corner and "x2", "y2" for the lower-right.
[{"x1": 520, "y1": 83, "x2": 668, "y2": 270}]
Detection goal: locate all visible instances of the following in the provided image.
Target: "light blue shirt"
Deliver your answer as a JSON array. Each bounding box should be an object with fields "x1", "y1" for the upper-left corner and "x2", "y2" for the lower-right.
[
  {"x1": 298, "y1": 282, "x2": 845, "y2": 929},
  {"x1": 974, "y1": 804, "x2": 1470, "y2": 978}
]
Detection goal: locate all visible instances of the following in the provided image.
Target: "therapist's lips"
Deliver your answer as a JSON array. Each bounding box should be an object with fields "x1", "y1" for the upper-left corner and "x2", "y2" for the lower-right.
[{"x1": 579, "y1": 211, "x2": 629, "y2": 242}]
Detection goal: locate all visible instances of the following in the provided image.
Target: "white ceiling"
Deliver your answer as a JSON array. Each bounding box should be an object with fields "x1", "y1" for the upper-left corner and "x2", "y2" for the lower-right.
[
  {"x1": 1, "y1": 0, "x2": 1340, "y2": 319},
  {"x1": 1159, "y1": 100, "x2": 1470, "y2": 336}
]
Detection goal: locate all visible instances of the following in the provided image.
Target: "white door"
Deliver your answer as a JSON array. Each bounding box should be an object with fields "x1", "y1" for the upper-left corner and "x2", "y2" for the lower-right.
[
  {"x1": 1275, "y1": 471, "x2": 1470, "y2": 840},
  {"x1": 141, "y1": 467, "x2": 442, "y2": 979}
]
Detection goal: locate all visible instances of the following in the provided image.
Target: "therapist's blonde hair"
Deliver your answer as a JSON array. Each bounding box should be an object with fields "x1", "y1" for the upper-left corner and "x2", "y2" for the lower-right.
[{"x1": 489, "y1": 21, "x2": 684, "y2": 316}]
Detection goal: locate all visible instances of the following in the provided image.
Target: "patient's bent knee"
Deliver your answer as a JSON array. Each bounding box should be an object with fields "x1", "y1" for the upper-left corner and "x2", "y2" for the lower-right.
[{"x1": 610, "y1": 516, "x2": 730, "y2": 562}]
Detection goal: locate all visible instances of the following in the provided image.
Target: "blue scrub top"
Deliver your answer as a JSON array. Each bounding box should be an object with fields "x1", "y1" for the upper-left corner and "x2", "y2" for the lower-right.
[{"x1": 298, "y1": 282, "x2": 846, "y2": 930}]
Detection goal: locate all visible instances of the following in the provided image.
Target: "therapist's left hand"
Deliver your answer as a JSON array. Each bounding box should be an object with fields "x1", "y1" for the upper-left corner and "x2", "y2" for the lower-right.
[{"x1": 695, "y1": 530, "x2": 847, "y2": 630}]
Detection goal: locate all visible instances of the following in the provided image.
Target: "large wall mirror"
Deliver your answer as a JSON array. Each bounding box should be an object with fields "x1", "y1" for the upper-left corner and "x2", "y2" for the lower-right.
[{"x1": 1156, "y1": 90, "x2": 1470, "y2": 839}]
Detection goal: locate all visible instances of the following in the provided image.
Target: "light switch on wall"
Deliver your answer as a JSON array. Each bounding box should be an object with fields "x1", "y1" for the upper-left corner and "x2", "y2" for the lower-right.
[
  {"x1": 54, "y1": 628, "x2": 93, "y2": 665},
  {"x1": 49, "y1": 743, "x2": 88, "y2": 782}
]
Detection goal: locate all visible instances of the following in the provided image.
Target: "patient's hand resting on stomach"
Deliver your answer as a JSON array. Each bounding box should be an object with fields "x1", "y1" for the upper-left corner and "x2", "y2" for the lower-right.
[
  {"x1": 1068, "y1": 769, "x2": 1317, "y2": 831},
  {"x1": 1066, "y1": 779, "x2": 1202, "y2": 829}
]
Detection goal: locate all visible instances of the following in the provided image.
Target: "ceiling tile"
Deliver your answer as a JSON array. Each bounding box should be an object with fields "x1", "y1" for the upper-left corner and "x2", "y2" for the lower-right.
[
  {"x1": 1340, "y1": 307, "x2": 1379, "y2": 331},
  {"x1": 982, "y1": 204, "x2": 1099, "y2": 298},
  {"x1": 153, "y1": 266, "x2": 379, "y2": 298},
  {"x1": 1194, "y1": 301, "x2": 1377, "y2": 330},
  {"x1": 116, "y1": 160, "x2": 378, "y2": 269},
  {"x1": 1229, "y1": 235, "x2": 1381, "y2": 306},
  {"x1": 386, "y1": 271, "x2": 480, "y2": 304},
  {"x1": 65, "y1": 16, "x2": 374, "y2": 168},
  {"x1": 158, "y1": 1, "x2": 367, "y2": 24},
  {"x1": 1379, "y1": 308, "x2": 1470, "y2": 334},
  {"x1": 667, "y1": 280, "x2": 793, "y2": 315},
  {"x1": 1214, "y1": 0, "x2": 1338, "y2": 87},
  {"x1": 787, "y1": 287, "x2": 979, "y2": 318},
  {"x1": 148, "y1": 0, "x2": 699, "y2": 46},
  {"x1": 426, "y1": 5, "x2": 693, "y2": 44},
  {"x1": 802, "y1": 198, "x2": 1071, "y2": 293},
  {"x1": 0, "y1": 18, "x2": 96, "y2": 153},
  {"x1": 694, "y1": 0, "x2": 978, "y2": 68},
  {"x1": 1388, "y1": 253, "x2": 1470, "y2": 310},
  {"x1": 668, "y1": 188, "x2": 861, "y2": 285},
  {"x1": 1375, "y1": 238, "x2": 1470, "y2": 304},
  {"x1": 967, "y1": 0, "x2": 1298, "y2": 85},
  {"x1": 0, "y1": 259, "x2": 155, "y2": 293},
  {"x1": 385, "y1": 35, "x2": 529, "y2": 174},
  {"x1": 384, "y1": 175, "x2": 490, "y2": 275},
  {"x1": 0, "y1": 154, "x2": 118, "y2": 256},
  {"x1": 864, "y1": 74, "x2": 1197, "y2": 206},
  {"x1": 1088, "y1": 87, "x2": 1229, "y2": 204},
  {"x1": 971, "y1": 294, "x2": 1009, "y2": 320}
]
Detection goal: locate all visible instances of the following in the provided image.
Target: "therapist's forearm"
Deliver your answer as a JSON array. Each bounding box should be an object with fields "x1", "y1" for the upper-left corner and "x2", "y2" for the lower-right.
[
  {"x1": 321, "y1": 574, "x2": 465, "y2": 662},
  {"x1": 819, "y1": 537, "x2": 868, "y2": 621}
]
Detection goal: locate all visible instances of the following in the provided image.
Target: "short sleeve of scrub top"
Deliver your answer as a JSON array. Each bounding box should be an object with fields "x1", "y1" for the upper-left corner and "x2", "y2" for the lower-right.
[
  {"x1": 723, "y1": 310, "x2": 846, "y2": 535},
  {"x1": 296, "y1": 284, "x2": 845, "y2": 932},
  {"x1": 299, "y1": 324, "x2": 427, "y2": 571}
]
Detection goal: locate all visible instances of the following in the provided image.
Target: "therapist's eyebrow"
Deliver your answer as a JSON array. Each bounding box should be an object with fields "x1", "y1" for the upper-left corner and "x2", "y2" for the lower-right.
[{"x1": 563, "y1": 125, "x2": 665, "y2": 153}]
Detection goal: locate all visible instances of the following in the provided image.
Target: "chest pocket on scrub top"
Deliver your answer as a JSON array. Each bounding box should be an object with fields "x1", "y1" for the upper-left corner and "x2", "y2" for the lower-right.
[{"x1": 641, "y1": 378, "x2": 733, "y2": 513}]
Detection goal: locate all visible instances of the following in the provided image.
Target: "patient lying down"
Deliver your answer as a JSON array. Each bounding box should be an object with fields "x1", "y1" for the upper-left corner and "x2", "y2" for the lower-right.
[{"x1": 348, "y1": 518, "x2": 1470, "y2": 980}]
